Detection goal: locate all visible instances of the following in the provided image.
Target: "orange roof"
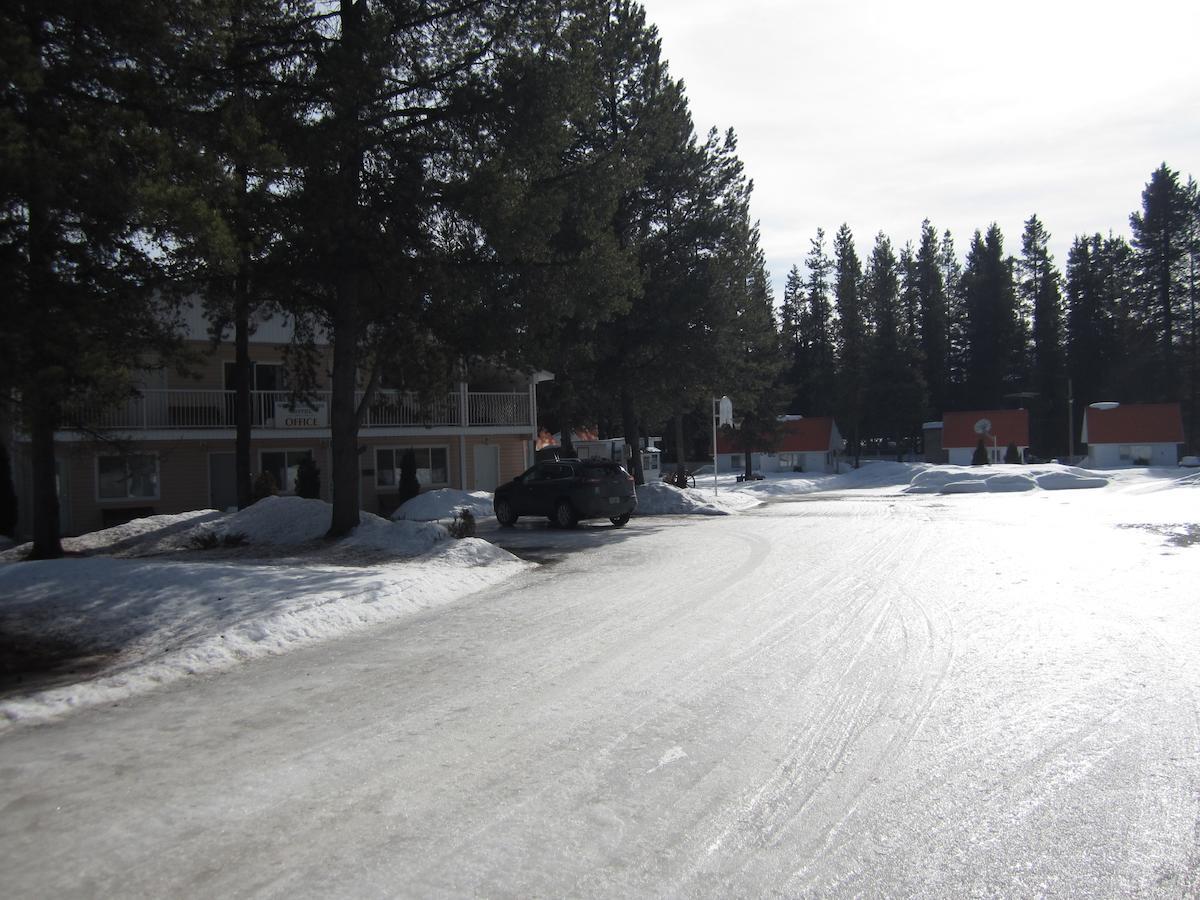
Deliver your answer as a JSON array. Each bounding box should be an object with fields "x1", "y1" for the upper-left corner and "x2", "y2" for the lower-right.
[
  {"x1": 716, "y1": 418, "x2": 837, "y2": 454},
  {"x1": 942, "y1": 409, "x2": 1030, "y2": 449},
  {"x1": 1082, "y1": 402, "x2": 1184, "y2": 444}
]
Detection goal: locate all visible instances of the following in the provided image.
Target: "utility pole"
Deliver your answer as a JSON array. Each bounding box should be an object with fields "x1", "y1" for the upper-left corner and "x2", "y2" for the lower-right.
[{"x1": 1067, "y1": 378, "x2": 1074, "y2": 461}]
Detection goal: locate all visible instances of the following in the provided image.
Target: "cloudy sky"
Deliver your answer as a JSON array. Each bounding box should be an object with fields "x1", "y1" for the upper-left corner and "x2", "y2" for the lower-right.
[{"x1": 638, "y1": 0, "x2": 1200, "y2": 297}]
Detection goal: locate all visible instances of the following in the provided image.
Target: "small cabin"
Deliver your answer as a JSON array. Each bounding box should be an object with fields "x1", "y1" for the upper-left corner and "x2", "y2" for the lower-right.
[
  {"x1": 1082, "y1": 402, "x2": 1184, "y2": 467},
  {"x1": 941, "y1": 409, "x2": 1030, "y2": 465}
]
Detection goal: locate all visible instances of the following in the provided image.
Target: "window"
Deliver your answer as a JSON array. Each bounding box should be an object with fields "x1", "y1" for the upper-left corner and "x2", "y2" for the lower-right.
[
  {"x1": 98, "y1": 454, "x2": 159, "y2": 500},
  {"x1": 731, "y1": 454, "x2": 743, "y2": 468},
  {"x1": 260, "y1": 449, "x2": 313, "y2": 494},
  {"x1": 223, "y1": 361, "x2": 287, "y2": 392},
  {"x1": 376, "y1": 447, "x2": 449, "y2": 488},
  {"x1": 1119, "y1": 444, "x2": 1152, "y2": 464}
]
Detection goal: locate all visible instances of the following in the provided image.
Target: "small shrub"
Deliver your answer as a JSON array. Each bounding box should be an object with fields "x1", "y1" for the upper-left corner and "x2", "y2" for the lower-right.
[
  {"x1": 191, "y1": 531, "x2": 220, "y2": 550},
  {"x1": 971, "y1": 438, "x2": 989, "y2": 466},
  {"x1": 398, "y1": 449, "x2": 420, "y2": 506},
  {"x1": 1004, "y1": 442, "x2": 1021, "y2": 464},
  {"x1": 448, "y1": 508, "x2": 476, "y2": 539},
  {"x1": 295, "y1": 456, "x2": 320, "y2": 499},
  {"x1": 252, "y1": 470, "x2": 278, "y2": 503},
  {"x1": 191, "y1": 530, "x2": 248, "y2": 550}
]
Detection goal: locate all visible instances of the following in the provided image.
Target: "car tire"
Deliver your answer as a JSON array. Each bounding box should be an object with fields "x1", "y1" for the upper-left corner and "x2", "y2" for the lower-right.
[
  {"x1": 609, "y1": 513, "x2": 630, "y2": 527},
  {"x1": 553, "y1": 498, "x2": 578, "y2": 529},
  {"x1": 495, "y1": 498, "x2": 517, "y2": 527}
]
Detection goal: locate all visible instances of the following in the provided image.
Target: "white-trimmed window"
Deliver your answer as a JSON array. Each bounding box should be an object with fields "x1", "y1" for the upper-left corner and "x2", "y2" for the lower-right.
[
  {"x1": 376, "y1": 446, "x2": 449, "y2": 488},
  {"x1": 1119, "y1": 444, "x2": 1152, "y2": 464},
  {"x1": 97, "y1": 453, "x2": 160, "y2": 500},
  {"x1": 730, "y1": 454, "x2": 743, "y2": 469},
  {"x1": 260, "y1": 449, "x2": 313, "y2": 494}
]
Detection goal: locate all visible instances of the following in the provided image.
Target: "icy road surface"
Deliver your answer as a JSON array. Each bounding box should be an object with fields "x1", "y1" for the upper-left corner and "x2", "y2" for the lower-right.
[{"x1": 3, "y1": 488, "x2": 1199, "y2": 896}]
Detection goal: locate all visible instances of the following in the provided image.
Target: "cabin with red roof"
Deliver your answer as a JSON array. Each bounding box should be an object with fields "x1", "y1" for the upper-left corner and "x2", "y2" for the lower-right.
[
  {"x1": 1081, "y1": 402, "x2": 1184, "y2": 467},
  {"x1": 941, "y1": 409, "x2": 1030, "y2": 465},
  {"x1": 715, "y1": 417, "x2": 843, "y2": 474}
]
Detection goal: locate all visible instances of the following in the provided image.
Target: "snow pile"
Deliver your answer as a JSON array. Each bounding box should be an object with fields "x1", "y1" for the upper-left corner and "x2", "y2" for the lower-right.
[
  {"x1": 1, "y1": 510, "x2": 223, "y2": 560},
  {"x1": 0, "y1": 537, "x2": 528, "y2": 730},
  {"x1": 733, "y1": 461, "x2": 928, "y2": 497},
  {"x1": 191, "y1": 495, "x2": 451, "y2": 555},
  {"x1": 200, "y1": 495, "x2": 342, "y2": 545},
  {"x1": 1034, "y1": 467, "x2": 1110, "y2": 491},
  {"x1": 906, "y1": 464, "x2": 1110, "y2": 495},
  {"x1": 343, "y1": 513, "x2": 450, "y2": 554},
  {"x1": 634, "y1": 482, "x2": 758, "y2": 515},
  {"x1": 392, "y1": 488, "x2": 496, "y2": 522}
]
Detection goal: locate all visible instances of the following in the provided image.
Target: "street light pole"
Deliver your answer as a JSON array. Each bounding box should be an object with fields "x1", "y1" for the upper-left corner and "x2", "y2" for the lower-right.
[
  {"x1": 1067, "y1": 378, "x2": 1074, "y2": 462},
  {"x1": 713, "y1": 396, "x2": 731, "y2": 495}
]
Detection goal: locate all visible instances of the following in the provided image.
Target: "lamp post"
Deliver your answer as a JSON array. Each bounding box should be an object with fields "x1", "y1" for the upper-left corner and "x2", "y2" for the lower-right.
[{"x1": 713, "y1": 396, "x2": 732, "y2": 495}]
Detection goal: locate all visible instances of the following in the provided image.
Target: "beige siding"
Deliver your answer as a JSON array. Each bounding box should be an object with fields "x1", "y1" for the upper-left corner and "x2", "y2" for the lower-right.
[{"x1": 464, "y1": 434, "x2": 529, "y2": 488}]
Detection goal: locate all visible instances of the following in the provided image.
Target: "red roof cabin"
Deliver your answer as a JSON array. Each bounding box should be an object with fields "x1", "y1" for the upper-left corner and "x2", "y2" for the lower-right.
[
  {"x1": 941, "y1": 409, "x2": 1030, "y2": 465},
  {"x1": 1081, "y1": 402, "x2": 1184, "y2": 467},
  {"x1": 715, "y1": 417, "x2": 844, "y2": 474}
]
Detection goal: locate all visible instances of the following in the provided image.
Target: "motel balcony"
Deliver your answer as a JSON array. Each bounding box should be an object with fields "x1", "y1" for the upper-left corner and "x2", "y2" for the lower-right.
[{"x1": 61, "y1": 389, "x2": 534, "y2": 433}]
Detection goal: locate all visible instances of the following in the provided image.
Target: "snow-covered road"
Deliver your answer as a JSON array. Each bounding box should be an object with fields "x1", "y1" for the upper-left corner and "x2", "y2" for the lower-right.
[{"x1": 2, "y1": 486, "x2": 1199, "y2": 896}]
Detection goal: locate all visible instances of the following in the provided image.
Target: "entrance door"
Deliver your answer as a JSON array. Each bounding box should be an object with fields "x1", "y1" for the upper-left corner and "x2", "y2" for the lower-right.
[
  {"x1": 209, "y1": 452, "x2": 238, "y2": 511},
  {"x1": 473, "y1": 444, "x2": 501, "y2": 492}
]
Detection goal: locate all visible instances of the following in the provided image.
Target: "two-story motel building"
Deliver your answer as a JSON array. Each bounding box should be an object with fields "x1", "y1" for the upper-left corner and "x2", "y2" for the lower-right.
[{"x1": 9, "y1": 303, "x2": 550, "y2": 538}]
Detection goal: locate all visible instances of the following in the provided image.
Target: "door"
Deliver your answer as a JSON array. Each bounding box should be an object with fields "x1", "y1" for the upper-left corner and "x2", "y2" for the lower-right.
[
  {"x1": 474, "y1": 444, "x2": 501, "y2": 492},
  {"x1": 208, "y1": 452, "x2": 238, "y2": 511}
]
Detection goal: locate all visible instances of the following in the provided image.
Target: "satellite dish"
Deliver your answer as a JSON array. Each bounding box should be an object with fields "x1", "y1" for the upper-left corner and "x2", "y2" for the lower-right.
[
  {"x1": 1089, "y1": 401, "x2": 1119, "y2": 411},
  {"x1": 973, "y1": 418, "x2": 992, "y2": 435}
]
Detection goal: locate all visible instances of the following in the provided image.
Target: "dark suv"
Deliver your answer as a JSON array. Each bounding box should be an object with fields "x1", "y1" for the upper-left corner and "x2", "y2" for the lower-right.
[{"x1": 494, "y1": 458, "x2": 637, "y2": 528}]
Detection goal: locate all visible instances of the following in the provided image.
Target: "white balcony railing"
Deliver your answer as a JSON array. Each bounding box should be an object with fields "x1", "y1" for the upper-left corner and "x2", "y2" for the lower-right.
[{"x1": 65, "y1": 389, "x2": 532, "y2": 431}]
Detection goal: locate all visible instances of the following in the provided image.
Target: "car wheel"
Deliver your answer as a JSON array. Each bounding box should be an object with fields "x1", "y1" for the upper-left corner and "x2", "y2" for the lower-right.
[
  {"x1": 610, "y1": 513, "x2": 630, "y2": 527},
  {"x1": 553, "y1": 498, "x2": 578, "y2": 529},
  {"x1": 495, "y1": 498, "x2": 517, "y2": 527}
]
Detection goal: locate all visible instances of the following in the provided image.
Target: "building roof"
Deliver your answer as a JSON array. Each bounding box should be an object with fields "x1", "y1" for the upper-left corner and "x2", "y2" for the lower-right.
[
  {"x1": 1081, "y1": 402, "x2": 1184, "y2": 445},
  {"x1": 716, "y1": 417, "x2": 839, "y2": 454},
  {"x1": 942, "y1": 409, "x2": 1030, "y2": 449}
]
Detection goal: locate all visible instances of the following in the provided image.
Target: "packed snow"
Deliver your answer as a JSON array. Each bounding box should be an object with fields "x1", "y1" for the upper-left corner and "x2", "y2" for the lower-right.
[
  {"x1": 634, "y1": 481, "x2": 760, "y2": 515},
  {"x1": 905, "y1": 463, "x2": 1111, "y2": 494},
  {"x1": 2, "y1": 461, "x2": 1198, "y2": 897},
  {"x1": 391, "y1": 488, "x2": 496, "y2": 522},
  {"x1": 1, "y1": 464, "x2": 1194, "y2": 733},
  {"x1": 0, "y1": 496, "x2": 528, "y2": 729}
]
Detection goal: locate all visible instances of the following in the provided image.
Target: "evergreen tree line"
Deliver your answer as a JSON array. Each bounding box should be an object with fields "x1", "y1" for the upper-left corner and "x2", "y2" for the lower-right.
[
  {"x1": 1, "y1": 1, "x2": 782, "y2": 558},
  {"x1": 780, "y1": 164, "x2": 1200, "y2": 463}
]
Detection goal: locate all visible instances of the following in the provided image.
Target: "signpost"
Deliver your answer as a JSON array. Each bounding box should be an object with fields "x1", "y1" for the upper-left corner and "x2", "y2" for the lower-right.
[{"x1": 713, "y1": 396, "x2": 732, "y2": 494}]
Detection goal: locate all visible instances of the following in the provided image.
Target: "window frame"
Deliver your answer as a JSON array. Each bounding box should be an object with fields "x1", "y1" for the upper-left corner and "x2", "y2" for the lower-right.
[
  {"x1": 258, "y1": 448, "x2": 314, "y2": 495},
  {"x1": 374, "y1": 445, "x2": 451, "y2": 489},
  {"x1": 96, "y1": 452, "x2": 161, "y2": 502}
]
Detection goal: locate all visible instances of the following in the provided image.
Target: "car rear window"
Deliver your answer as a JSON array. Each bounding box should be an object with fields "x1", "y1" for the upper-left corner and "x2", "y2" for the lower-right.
[{"x1": 581, "y1": 461, "x2": 626, "y2": 477}]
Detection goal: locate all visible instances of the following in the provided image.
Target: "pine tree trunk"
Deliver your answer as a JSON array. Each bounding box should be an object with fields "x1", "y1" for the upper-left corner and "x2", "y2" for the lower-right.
[
  {"x1": 673, "y1": 408, "x2": 687, "y2": 484},
  {"x1": 327, "y1": 293, "x2": 361, "y2": 538},
  {"x1": 620, "y1": 389, "x2": 643, "y2": 485},
  {"x1": 234, "y1": 269, "x2": 253, "y2": 509},
  {"x1": 29, "y1": 395, "x2": 61, "y2": 559}
]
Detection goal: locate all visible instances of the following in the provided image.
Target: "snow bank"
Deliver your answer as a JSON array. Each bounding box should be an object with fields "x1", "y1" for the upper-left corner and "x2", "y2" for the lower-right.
[
  {"x1": 733, "y1": 461, "x2": 928, "y2": 498},
  {"x1": 1, "y1": 510, "x2": 222, "y2": 560},
  {"x1": 1035, "y1": 468, "x2": 1110, "y2": 491},
  {"x1": 392, "y1": 489, "x2": 496, "y2": 522},
  {"x1": 906, "y1": 464, "x2": 1110, "y2": 495},
  {"x1": 634, "y1": 482, "x2": 758, "y2": 515},
  {"x1": 191, "y1": 495, "x2": 451, "y2": 555},
  {"x1": 0, "y1": 538, "x2": 528, "y2": 730}
]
